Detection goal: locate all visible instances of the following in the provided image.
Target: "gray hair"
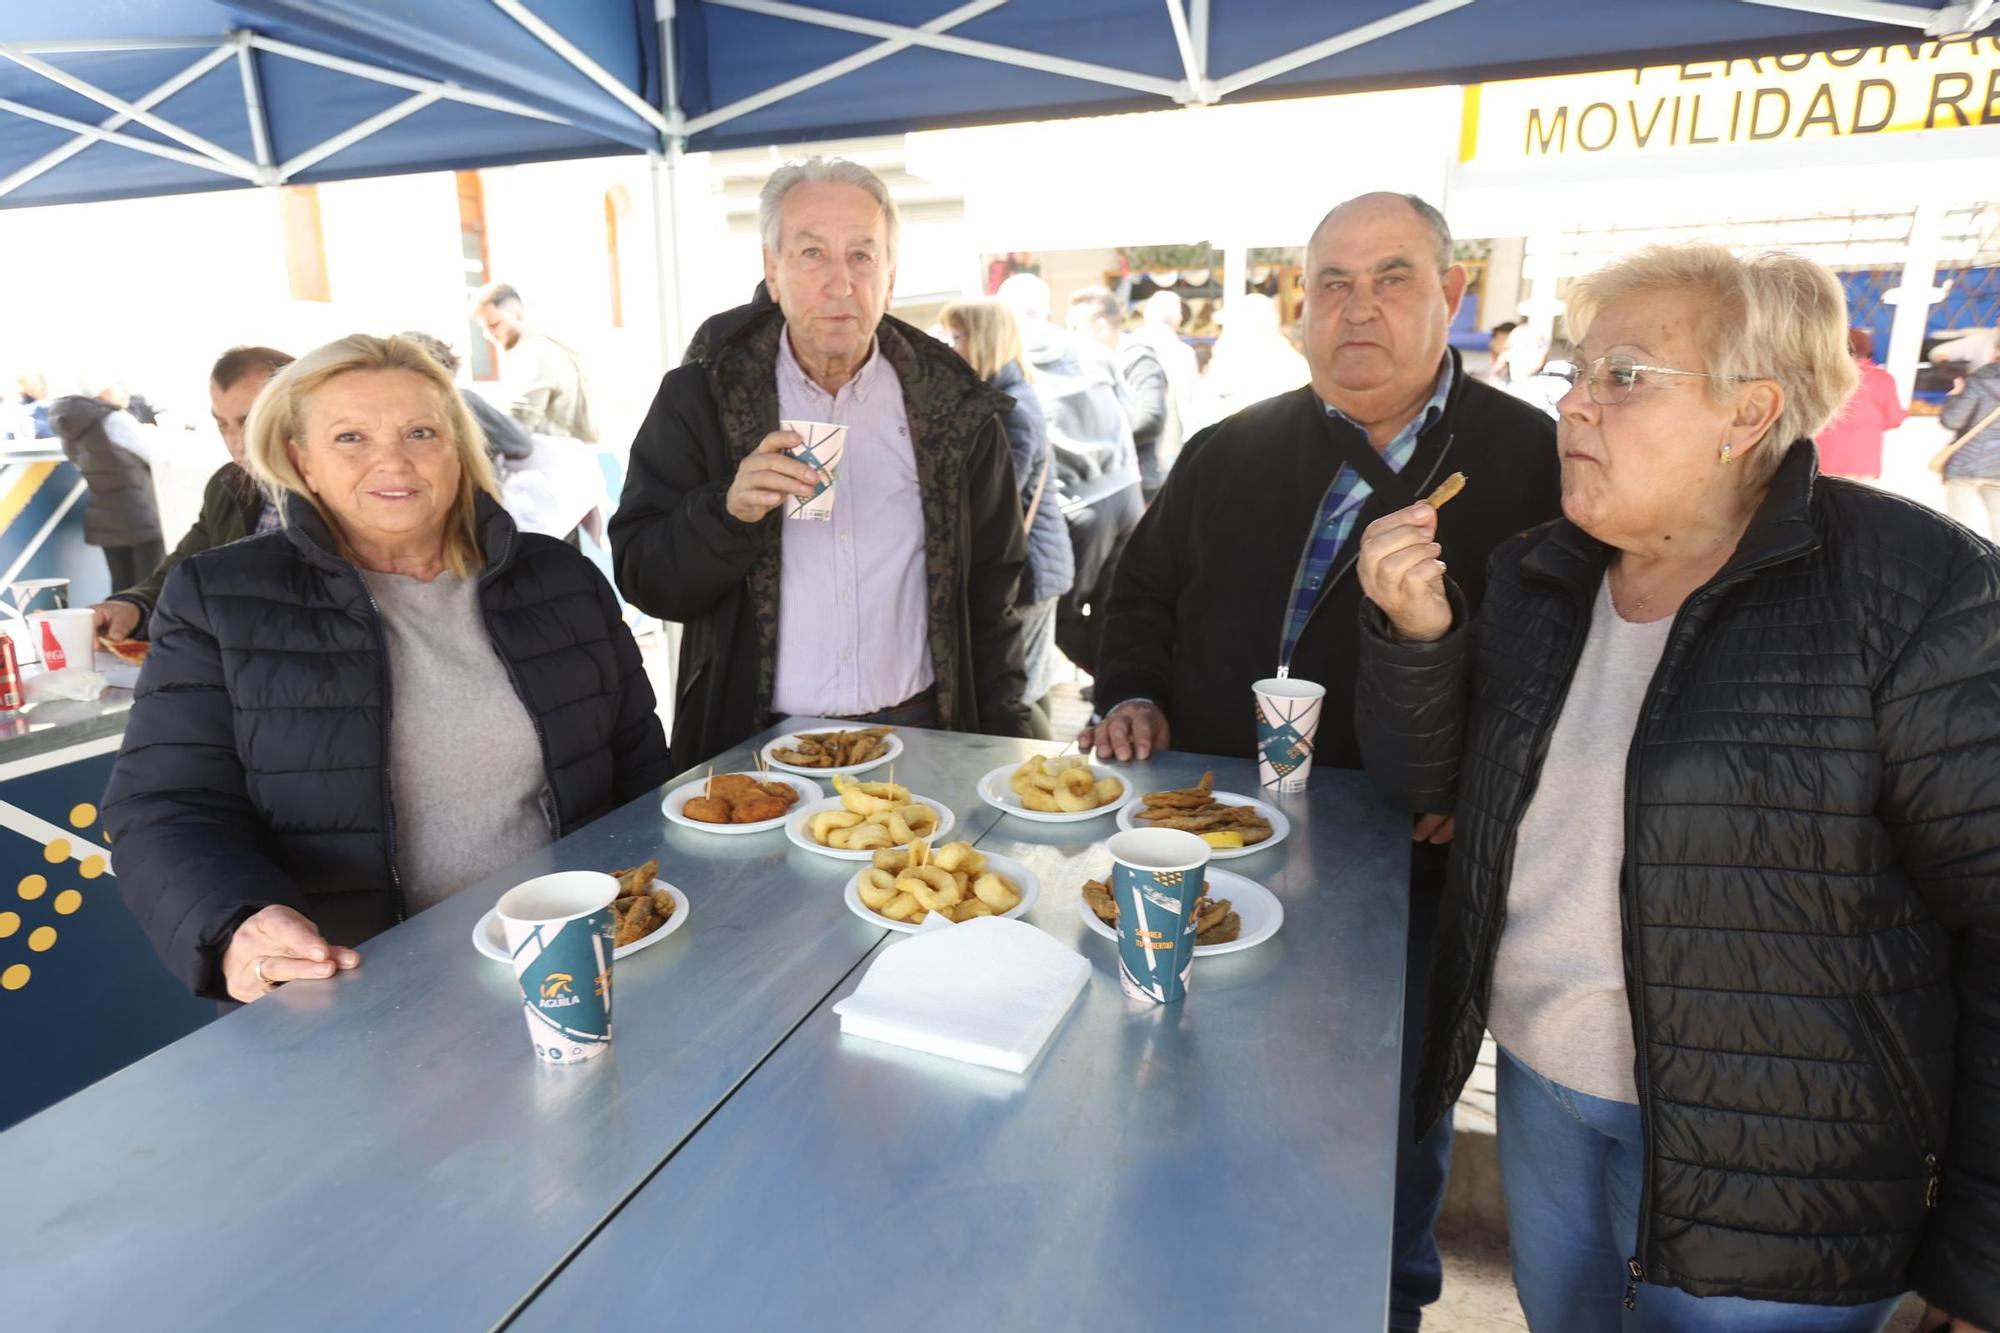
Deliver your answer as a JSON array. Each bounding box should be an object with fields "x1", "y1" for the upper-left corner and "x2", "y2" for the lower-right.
[
  {"x1": 759, "y1": 156, "x2": 900, "y2": 263},
  {"x1": 1309, "y1": 192, "x2": 1454, "y2": 272}
]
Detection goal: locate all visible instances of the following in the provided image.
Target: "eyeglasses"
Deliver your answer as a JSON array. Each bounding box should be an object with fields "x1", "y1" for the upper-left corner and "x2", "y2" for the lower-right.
[{"x1": 1536, "y1": 354, "x2": 1733, "y2": 406}]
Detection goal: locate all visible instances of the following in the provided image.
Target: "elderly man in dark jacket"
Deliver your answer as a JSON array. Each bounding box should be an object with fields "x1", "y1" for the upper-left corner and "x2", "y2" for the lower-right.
[
  {"x1": 612, "y1": 157, "x2": 1034, "y2": 765},
  {"x1": 1083, "y1": 192, "x2": 1564, "y2": 1333}
]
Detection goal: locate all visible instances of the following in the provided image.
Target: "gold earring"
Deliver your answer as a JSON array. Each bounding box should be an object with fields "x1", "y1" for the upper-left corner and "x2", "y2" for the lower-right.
[{"x1": 1720, "y1": 442, "x2": 1734, "y2": 465}]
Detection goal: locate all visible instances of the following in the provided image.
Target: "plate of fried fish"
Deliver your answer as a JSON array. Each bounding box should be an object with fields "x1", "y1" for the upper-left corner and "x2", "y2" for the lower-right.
[
  {"x1": 473, "y1": 859, "x2": 689, "y2": 963},
  {"x1": 761, "y1": 726, "x2": 902, "y2": 776},
  {"x1": 1113, "y1": 771, "x2": 1289, "y2": 860},
  {"x1": 661, "y1": 771, "x2": 819, "y2": 834},
  {"x1": 1075, "y1": 868, "x2": 1282, "y2": 956}
]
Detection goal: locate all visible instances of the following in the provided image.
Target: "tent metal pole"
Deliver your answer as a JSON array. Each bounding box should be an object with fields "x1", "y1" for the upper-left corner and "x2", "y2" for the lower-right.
[
  {"x1": 682, "y1": 0, "x2": 1009, "y2": 137},
  {"x1": 1741, "y1": 0, "x2": 1994, "y2": 32},
  {"x1": 0, "y1": 96, "x2": 257, "y2": 180},
  {"x1": 1191, "y1": 0, "x2": 1209, "y2": 73},
  {"x1": 12, "y1": 38, "x2": 218, "y2": 54},
  {"x1": 488, "y1": 0, "x2": 672, "y2": 135},
  {"x1": 0, "y1": 42, "x2": 238, "y2": 201},
  {"x1": 277, "y1": 90, "x2": 444, "y2": 180},
  {"x1": 654, "y1": 4, "x2": 686, "y2": 371},
  {"x1": 703, "y1": 0, "x2": 1184, "y2": 99},
  {"x1": 1164, "y1": 0, "x2": 1208, "y2": 103},
  {"x1": 244, "y1": 35, "x2": 567, "y2": 124},
  {"x1": 233, "y1": 33, "x2": 275, "y2": 173},
  {"x1": 0, "y1": 42, "x2": 262, "y2": 179},
  {"x1": 1207, "y1": 0, "x2": 1475, "y2": 100}
]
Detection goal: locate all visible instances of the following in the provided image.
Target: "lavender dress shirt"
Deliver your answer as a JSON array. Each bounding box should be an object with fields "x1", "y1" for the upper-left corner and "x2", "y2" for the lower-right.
[{"x1": 771, "y1": 331, "x2": 935, "y2": 717}]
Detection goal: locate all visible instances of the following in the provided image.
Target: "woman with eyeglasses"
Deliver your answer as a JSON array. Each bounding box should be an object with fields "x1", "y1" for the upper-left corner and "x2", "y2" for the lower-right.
[
  {"x1": 1354, "y1": 245, "x2": 1999, "y2": 1332},
  {"x1": 103, "y1": 335, "x2": 672, "y2": 1006}
]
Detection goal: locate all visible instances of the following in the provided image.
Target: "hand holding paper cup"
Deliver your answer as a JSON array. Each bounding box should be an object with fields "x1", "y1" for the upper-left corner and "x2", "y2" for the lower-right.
[
  {"x1": 780, "y1": 419, "x2": 846, "y2": 522},
  {"x1": 496, "y1": 871, "x2": 618, "y2": 1064},
  {"x1": 1108, "y1": 828, "x2": 1209, "y2": 1004},
  {"x1": 1253, "y1": 677, "x2": 1326, "y2": 792}
]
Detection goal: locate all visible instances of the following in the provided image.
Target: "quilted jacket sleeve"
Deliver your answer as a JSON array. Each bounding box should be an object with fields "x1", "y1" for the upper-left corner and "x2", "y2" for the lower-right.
[
  {"x1": 594, "y1": 571, "x2": 675, "y2": 804},
  {"x1": 1352, "y1": 582, "x2": 1472, "y2": 814},
  {"x1": 101, "y1": 559, "x2": 310, "y2": 998},
  {"x1": 1879, "y1": 536, "x2": 2000, "y2": 1328}
]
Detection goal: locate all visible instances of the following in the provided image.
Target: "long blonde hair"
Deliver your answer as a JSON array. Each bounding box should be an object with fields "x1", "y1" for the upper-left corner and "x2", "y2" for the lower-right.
[
  {"x1": 939, "y1": 298, "x2": 1029, "y2": 383},
  {"x1": 243, "y1": 334, "x2": 500, "y2": 578}
]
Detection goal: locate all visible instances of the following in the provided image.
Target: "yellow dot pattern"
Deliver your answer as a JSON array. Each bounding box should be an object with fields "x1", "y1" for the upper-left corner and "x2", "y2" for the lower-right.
[
  {"x1": 0, "y1": 911, "x2": 16, "y2": 938},
  {"x1": 27, "y1": 926, "x2": 54, "y2": 952},
  {"x1": 1, "y1": 963, "x2": 28, "y2": 990},
  {"x1": 42, "y1": 838, "x2": 69, "y2": 865},
  {"x1": 79, "y1": 855, "x2": 105, "y2": 880},
  {"x1": 4, "y1": 830, "x2": 110, "y2": 996},
  {"x1": 17, "y1": 874, "x2": 44, "y2": 900},
  {"x1": 68, "y1": 803, "x2": 96, "y2": 828},
  {"x1": 53, "y1": 889, "x2": 81, "y2": 915}
]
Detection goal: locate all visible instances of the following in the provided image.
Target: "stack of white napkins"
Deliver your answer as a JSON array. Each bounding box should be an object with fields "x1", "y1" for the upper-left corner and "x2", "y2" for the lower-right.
[{"x1": 832, "y1": 917, "x2": 1091, "y2": 1073}]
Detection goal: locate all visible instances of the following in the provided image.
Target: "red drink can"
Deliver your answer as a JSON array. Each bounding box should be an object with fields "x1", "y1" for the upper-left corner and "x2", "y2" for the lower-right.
[{"x1": 0, "y1": 636, "x2": 21, "y2": 711}]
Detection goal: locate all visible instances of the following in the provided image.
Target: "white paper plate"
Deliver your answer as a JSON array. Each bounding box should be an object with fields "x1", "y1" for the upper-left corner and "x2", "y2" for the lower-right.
[
  {"x1": 473, "y1": 880, "x2": 689, "y2": 963},
  {"x1": 1074, "y1": 868, "x2": 1282, "y2": 957},
  {"x1": 1114, "y1": 789, "x2": 1290, "y2": 861},
  {"x1": 760, "y1": 729, "x2": 905, "y2": 777},
  {"x1": 785, "y1": 793, "x2": 956, "y2": 861},
  {"x1": 843, "y1": 851, "x2": 1040, "y2": 934},
  {"x1": 974, "y1": 760, "x2": 1137, "y2": 824},
  {"x1": 660, "y1": 772, "x2": 821, "y2": 834}
]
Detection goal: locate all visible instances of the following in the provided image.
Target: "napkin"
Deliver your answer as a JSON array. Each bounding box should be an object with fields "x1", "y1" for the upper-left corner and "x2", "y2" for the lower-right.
[
  {"x1": 833, "y1": 917, "x2": 1090, "y2": 1073},
  {"x1": 25, "y1": 667, "x2": 106, "y2": 702}
]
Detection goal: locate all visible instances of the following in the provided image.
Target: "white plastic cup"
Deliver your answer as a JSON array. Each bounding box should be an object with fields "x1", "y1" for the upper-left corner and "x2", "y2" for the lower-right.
[
  {"x1": 1107, "y1": 827, "x2": 1210, "y2": 1004},
  {"x1": 1252, "y1": 677, "x2": 1327, "y2": 793},
  {"x1": 780, "y1": 419, "x2": 846, "y2": 522},
  {"x1": 28, "y1": 608, "x2": 96, "y2": 673},
  {"x1": 496, "y1": 871, "x2": 619, "y2": 1064}
]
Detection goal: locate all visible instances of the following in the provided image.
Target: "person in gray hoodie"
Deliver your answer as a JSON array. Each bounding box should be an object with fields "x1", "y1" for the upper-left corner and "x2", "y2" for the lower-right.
[
  {"x1": 48, "y1": 386, "x2": 164, "y2": 590},
  {"x1": 1940, "y1": 347, "x2": 2000, "y2": 540}
]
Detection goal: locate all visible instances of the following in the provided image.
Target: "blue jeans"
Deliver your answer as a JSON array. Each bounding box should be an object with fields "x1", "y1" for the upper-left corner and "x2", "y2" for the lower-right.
[
  {"x1": 1390, "y1": 857, "x2": 1452, "y2": 1331},
  {"x1": 1495, "y1": 1046, "x2": 1904, "y2": 1332}
]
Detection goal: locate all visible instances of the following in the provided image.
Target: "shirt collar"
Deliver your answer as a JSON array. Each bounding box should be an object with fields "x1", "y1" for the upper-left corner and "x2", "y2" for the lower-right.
[
  {"x1": 777, "y1": 325, "x2": 885, "y2": 404},
  {"x1": 1320, "y1": 353, "x2": 1455, "y2": 439}
]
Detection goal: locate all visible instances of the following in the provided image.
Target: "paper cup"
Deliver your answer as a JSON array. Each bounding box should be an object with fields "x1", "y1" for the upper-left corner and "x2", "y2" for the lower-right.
[
  {"x1": 28, "y1": 608, "x2": 95, "y2": 673},
  {"x1": 780, "y1": 419, "x2": 846, "y2": 522},
  {"x1": 497, "y1": 871, "x2": 618, "y2": 1064},
  {"x1": 1253, "y1": 677, "x2": 1326, "y2": 792},
  {"x1": 1107, "y1": 828, "x2": 1209, "y2": 1004}
]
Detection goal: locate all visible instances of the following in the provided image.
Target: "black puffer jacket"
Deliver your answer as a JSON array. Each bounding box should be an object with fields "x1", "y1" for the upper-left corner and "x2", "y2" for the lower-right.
[
  {"x1": 1355, "y1": 445, "x2": 2000, "y2": 1321},
  {"x1": 103, "y1": 493, "x2": 673, "y2": 999}
]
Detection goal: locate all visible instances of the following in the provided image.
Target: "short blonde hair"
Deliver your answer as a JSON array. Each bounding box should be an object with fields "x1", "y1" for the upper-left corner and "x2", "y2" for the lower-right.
[
  {"x1": 938, "y1": 298, "x2": 1027, "y2": 383},
  {"x1": 244, "y1": 334, "x2": 500, "y2": 579},
  {"x1": 1566, "y1": 244, "x2": 1858, "y2": 482}
]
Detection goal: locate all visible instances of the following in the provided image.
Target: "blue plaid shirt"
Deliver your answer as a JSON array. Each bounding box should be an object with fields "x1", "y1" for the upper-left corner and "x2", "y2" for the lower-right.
[{"x1": 1278, "y1": 358, "x2": 1454, "y2": 672}]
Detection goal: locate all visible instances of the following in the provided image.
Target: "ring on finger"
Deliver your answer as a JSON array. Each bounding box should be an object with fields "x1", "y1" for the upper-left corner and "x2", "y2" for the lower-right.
[{"x1": 252, "y1": 956, "x2": 275, "y2": 988}]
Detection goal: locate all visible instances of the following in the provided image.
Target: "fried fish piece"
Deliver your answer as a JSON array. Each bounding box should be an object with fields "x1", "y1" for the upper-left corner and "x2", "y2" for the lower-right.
[
  {"x1": 1422, "y1": 471, "x2": 1467, "y2": 509},
  {"x1": 683, "y1": 796, "x2": 733, "y2": 824},
  {"x1": 1140, "y1": 772, "x2": 1216, "y2": 809},
  {"x1": 612, "y1": 858, "x2": 660, "y2": 898},
  {"x1": 708, "y1": 773, "x2": 763, "y2": 800},
  {"x1": 1196, "y1": 911, "x2": 1241, "y2": 947},
  {"x1": 729, "y1": 794, "x2": 792, "y2": 824},
  {"x1": 1082, "y1": 878, "x2": 1118, "y2": 925},
  {"x1": 613, "y1": 894, "x2": 657, "y2": 947}
]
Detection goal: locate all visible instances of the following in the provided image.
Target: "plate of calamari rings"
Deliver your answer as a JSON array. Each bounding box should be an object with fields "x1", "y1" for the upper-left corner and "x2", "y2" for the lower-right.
[
  {"x1": 1113, "y1": 771, "x2": 1290, "y2": 860},
  {"x1": 661, "y1": 770, "x2": 821, "y2": 835},
  {"x1": 473, "y1": 858, "x2": 689, "y2": 963},
  {"x1": 785, "y1": 773, "x2": 956, "y2": 861},
  {"x1": 1075, "y1": 868, "x2": 1284, "y2": 956},
  {"x1": 761, "y1": 725, "x2": 903, "y2": 776},
  {"x1": 975, "y1": 753, "x2": 1136, "y2": 824},
  {"x1": 842, "y1": 839, "x2": 1039, "y2": 933}
]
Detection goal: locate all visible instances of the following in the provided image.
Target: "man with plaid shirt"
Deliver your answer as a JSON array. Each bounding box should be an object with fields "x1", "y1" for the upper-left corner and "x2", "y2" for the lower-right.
[{"x1": 1082, "y1": 193, "x2": 1561, "y2": 1332}]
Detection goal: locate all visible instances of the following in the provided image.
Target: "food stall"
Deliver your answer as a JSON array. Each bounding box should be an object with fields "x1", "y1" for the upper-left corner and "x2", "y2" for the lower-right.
[{"x1": 0, "y1": 723, "x2": 1416, "y2": 1329}]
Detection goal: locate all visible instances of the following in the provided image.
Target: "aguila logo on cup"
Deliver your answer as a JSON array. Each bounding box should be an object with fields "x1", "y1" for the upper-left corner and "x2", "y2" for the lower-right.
[{"x1": 539, "y1": 972, "x2": 579, "y2": 1006}]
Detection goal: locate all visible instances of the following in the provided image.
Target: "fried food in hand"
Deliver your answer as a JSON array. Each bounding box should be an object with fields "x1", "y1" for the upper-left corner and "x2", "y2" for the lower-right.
[
  {"x1": 770, "y1": 726, "x2": 894, "y2": 769},
  {"x1": 856, "y1": 840, "x2": 1023, "y2": 926},
  {"x1": 609, "y1": 859, "x2": 674, "y2": 948},
  {"x1": 1422, "y1": 471, "x2": 1467, "y2": 509},
  {"x1": 1007, "y1": 754, "x2": 1125, "y2": 813},
  {"x1": 682, "y1": 772, "x2": 804, "y2": 826}
]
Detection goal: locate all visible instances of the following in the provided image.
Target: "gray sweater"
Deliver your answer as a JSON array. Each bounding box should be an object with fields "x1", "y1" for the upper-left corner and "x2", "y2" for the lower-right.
[{"x1": 362, "y1": 567, "x2": 551, "y2": 913}]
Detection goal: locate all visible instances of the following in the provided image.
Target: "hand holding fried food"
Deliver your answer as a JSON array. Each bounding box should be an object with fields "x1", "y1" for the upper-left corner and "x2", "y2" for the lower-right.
[
  {"x1": 807, "y1": 774, "x2": 941, "y2": 849},
  {"x1": 1081, "y1": 876, "x2": 1240, "y2": 946},
  {"x1": 856, "y1": 841, "x2": 1023, "y2": 925},
  {"x1": 1006, "y1": 753, "x2": 1125, "y2": 813},
  {"x1": 683, "y1": 772, "x2": 804, "y2": 825},
  {"x1": 1421, "y1": 470, "x2": 1467, "y2": 509},
  {"x1": 1134, "y1": 773, "x2": 1274, "y2": 847},
  {"x1": 610, "y1": 858, "x2": 678, "y2": 947},
  {"x1": 770, "y1": 726, "x2": 894, "y2": 769}
]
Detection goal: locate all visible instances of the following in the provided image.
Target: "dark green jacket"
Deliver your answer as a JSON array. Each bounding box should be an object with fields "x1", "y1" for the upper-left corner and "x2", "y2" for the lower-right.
[{"x1": 110, "y1": 462, "x2": 263, "y2": 637}]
